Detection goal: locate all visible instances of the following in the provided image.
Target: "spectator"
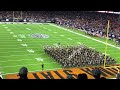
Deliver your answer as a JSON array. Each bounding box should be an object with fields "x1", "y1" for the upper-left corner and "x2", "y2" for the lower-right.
[
  {"x1": 66, "y1": 74, "x2": 74, "y2": 79},
  {"x1": 18, "y1": 67, "x2": 28, "y2": 79},
  {"x1": 92, "y1": 68, "x2": 106, "y2": 79},
  {"x1": 77, "y1": 73, "x2": 88, "y2": 79},
  {"x1": 116, "y1": 73, "x2": 120, "y2": 79},
  {"x1": 92, "y1": 68, "x2": 101, "y2": 79}
]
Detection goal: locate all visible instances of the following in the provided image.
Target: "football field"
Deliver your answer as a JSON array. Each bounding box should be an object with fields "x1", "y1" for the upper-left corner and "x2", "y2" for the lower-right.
[{"x1": 0, "y1": 23, "x2": 120, "y2": 78}]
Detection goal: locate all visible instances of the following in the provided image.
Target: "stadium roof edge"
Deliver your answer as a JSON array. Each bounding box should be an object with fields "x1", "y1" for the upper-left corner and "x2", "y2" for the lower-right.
[{"x1": 97, "y1": 11, "x2": 120, "y2": 14}]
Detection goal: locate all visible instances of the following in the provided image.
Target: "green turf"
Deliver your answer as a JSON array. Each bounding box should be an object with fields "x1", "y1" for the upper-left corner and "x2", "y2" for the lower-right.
[{"x1": 0, "y1": 23, "x2": 120, "y2": 78}]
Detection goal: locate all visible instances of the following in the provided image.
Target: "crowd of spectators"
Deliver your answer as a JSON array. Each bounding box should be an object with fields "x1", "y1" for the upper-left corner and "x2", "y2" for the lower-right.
[
  {"x1": 44, "y1": 44, "x2": 116, "y2": 68},
  {"x1": 0, "y1": 11, "x2": 119, "y2": 79},
  {"x1": 53, "y1": 11, "x2": 120, "y2": 41},
  {"x1": 0, "y1": 11, "x2": 119, "y2": 41},
  {"x1": 0, "y1": 11, "x2": 53, "y2": 22}
]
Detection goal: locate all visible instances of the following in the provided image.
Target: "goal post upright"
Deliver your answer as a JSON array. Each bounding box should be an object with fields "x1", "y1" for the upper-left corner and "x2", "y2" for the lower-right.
[
  {"x1": 103, "y1": 20, "x2": 120, "y2": 74},
  {"x1": 21, "y1": 11, "x2": 23, "y2": 19},
  {"x1": 103, "y1": 20, "x2": 110, "y2": 68},
  {"x1": 13, "y1": 11, "x2": 14, "y2": 22}
]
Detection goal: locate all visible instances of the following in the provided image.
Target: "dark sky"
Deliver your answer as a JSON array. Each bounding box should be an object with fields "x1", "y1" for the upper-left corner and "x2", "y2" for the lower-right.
[{"x1": 0, "y1": 0, "x2": 119, "y2": 11}]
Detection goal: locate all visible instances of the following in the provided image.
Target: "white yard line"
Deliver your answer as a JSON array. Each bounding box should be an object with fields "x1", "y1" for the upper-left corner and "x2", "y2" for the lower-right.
[
  {"x1": 0, "y1": 59, "x2": 34, "y2": 62},
  {"x1": 0, "y1": 58, "x2": 55, "y2": 63},
  {"x1": 26, "y1": 28, "x2": 31, "y2": 30},
  {"x1": 67, "y1": 38, "x2": 72, "y2": 40},
  {"x1": 53, "y1": 32, "x2": 57, "y2": 33},
  {"x1": 89, "y1": 47, "x2": 95, "y2": 49},
  {"x1": 0, "y1": 38, "x2": 64, "y2": 41},
  {"x1": 1, "y1": 62, "x2": 57, "y2": 68},
  {"x1": 0, "y1": 33, "x2": 14, "y2": 35},
  {"x1": 0, "y1": 54, "x2": 40, "y2": 57},
  {"x1": 0, "y1": 58, "x2": 46, "y2": 62},
  {"x1": 0, "y1": 45, "x2": 20, "y2": 46},
  {"x1": 0, "y1": 47, "x2": 40, "y2": 49},
  {"x1": 60, "y1": 35, "x2": 64, "y2": 36},
  {"x1": 39, "y1": 25, "x2": 49, "y2": 30},
  {"x1": 49, "y1": 24, "x2": 120, "y2": 50},
  {"x1": 15, "y1": 25, "x2": 49, "y2": 63},
  {"x1": 0, "y1": 55, "x2": 53, "y2": 63},
  {"x1": 4, "y1": 27, "x2": 8, "y2": 28},
  {"x1": 0, "y1": 40, "x2": 19, "y2": 41},
  {"x1": 0, "y1": 43, "x2": 43, "y2": 46},
  {"x1": 0, "y1": 50, "x2": 40, "y2": 53},
  {"x1": 0, "y1": 35, "x2": 14, "y2": 37},
  {"x1": 0, "y1": 42, "x2": 21, "y2": 43},
  {"x1": 76, "y1": 42, "x2": 82, "y2": 44}
]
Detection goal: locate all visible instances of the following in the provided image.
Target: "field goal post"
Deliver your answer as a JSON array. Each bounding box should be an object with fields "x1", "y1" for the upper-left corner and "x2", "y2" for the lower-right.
[
  {"x1": 103, "y1": 20, "x2": 120, "y2": 74},
  {"x1": 13, "y1": 11, "x2": 23, "y2": 22}
]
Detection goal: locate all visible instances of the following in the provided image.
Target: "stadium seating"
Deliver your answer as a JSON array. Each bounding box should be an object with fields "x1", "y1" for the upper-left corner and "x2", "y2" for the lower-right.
[{"x1": 0, "y1": 11, "x2": 120, "y2": 79}]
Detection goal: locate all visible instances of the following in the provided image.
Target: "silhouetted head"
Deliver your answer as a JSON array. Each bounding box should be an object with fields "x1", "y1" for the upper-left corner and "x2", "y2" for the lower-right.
[
  {"x1": 92, "y1": 68, "x2": 101, "y2": 79},
  {"x1": 66, "y1": 74, "x2": 74, "y2": 79},
  {"x1": 18, "y1": 67, "x2": 28, "y2": 79},
  {"x1": 77, "y1": 73, "x2": 88, "y2": 79},
  {"x1": 116, "y1": 73, "x2": 120, "y2": 79}
]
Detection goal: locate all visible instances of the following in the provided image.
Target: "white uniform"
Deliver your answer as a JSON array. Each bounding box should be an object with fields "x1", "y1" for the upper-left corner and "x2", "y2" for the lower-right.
[{"x1": 0, "y1": 72, "x2": 3, "y2": 79}]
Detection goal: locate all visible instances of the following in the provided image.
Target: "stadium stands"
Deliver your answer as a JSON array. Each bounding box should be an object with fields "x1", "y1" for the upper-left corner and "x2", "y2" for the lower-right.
[
  {"x1": 54, "y1": 11, "x2": 120, "y2": 41},
  {"x1": 0, "y1": 11, "x2": 120, "y2": 79},
  {"x1": 0, "y1": 11, "x2": 119, "y2": 41}
]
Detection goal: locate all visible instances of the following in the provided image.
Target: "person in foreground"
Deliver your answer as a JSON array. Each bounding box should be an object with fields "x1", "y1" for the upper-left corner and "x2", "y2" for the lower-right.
[
  {"x1": 92, "y1": 68, "x2": 106, "y2": 79},
  {"x1": 18, "y1": 67, "x2": 28, "y2": 79},
  {"x1": 77, "y1": 73, "x2": 88, "y2": 79}
]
